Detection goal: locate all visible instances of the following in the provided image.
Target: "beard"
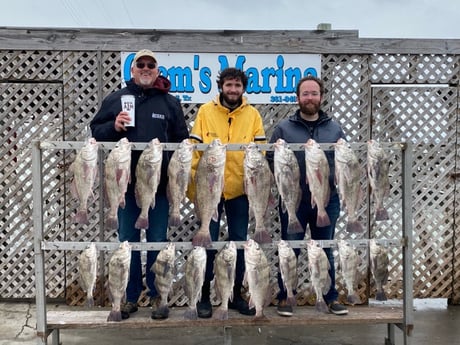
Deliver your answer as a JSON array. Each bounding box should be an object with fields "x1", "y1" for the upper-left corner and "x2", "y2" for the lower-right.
[
  {"x1": 299, "y1": 100, "x2": 321, "y2": 116},
  {"x1": 221, "y1": 92, "x2": 242, "y2": 108}
]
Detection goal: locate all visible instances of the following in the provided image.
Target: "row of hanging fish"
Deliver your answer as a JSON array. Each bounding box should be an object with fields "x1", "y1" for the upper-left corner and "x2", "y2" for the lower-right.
[
  {"x1": 70, "y1": 137, "x2": 391, "y2": 241},
  {"x1": 69, "y1": 137, "x2": 193, "y2": 231},
  {"x1": 78, "y1": 238, "x2": 389, "y2": 322}
]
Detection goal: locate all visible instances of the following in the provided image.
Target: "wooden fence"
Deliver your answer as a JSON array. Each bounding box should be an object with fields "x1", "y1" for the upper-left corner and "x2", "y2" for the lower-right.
[{"x1": 0, "y1": 27, "x2": 458, "y2": 306}]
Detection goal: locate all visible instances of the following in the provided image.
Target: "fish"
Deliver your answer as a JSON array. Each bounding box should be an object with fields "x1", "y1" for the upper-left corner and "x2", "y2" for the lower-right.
[
  {"x1": 151, "y1": 242, "x2": 176, "y2": 318},
  {"x1": 192, "y1": 139, "x2": 226, "y2": 247},
  {"x1": 273, "y1": 138, "x2": 303, "y2": 235},
  {"x1": 337, "y1": 239, "x2": 362, "y2": 305},
  {"x1": 107, "y1": 241, "x2": 131, "y2": 322},
  {"x1": 104, "y1": 137, "x2": 132, "y2": 230},
  {"x1": 243, "y1": 142, "x2": 276, "y2": 243},
  {"x1": 243, "y1": 239, "x2": 271, "y2": 320},
  {"x1": 183, "y1": 246, "x2": 207, "y2": 320},
  {"x1": 369, "y1": 239, "x2": 389, "y2": 301},
  {"x1": 167, "y1": 138, "x2": 194, "y2": 227},
  {"x1": 69, "y1": 137, "x2": 98, "y2": 224},
  {"x1": 134, "y1": 138, "x2": 163, "y2": 229},
  {"x1": 367, "y1": 140, "x2": 390, "y2": 221},
  {"x1": 307, "y1": 239, "x2": 331, "y2": 313},
  {"x1": 212, "y1": 241, "x2": 237, "y2": 320},
  {"x1": 304, "y1": 139, "x2": 331, "y2": 227},
  {"x1": 78, "y1": 242, "x2": 98, "y2": 307},
  {"x1": 277, "y1": 240, "x2": 298, "y2": 307},
  {"x1": 334, "y1": 138, "x2": 364, "y2": 233}
]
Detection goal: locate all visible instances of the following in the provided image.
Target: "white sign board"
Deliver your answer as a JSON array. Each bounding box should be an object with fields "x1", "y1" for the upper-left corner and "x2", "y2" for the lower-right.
[{"x1": 121, "y1": 52, "x2": 321, "y2": 104}]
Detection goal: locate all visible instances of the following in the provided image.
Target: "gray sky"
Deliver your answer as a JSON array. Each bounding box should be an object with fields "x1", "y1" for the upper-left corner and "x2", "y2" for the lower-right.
[{"x1": 2, "y1": 0, "x2": 459, "y2": 39}]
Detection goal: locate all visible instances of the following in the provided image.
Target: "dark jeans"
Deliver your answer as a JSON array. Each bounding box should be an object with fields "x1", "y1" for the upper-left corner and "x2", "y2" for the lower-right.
[
  {"x1": 277, "y1": 193, "x2": 340, "y2": 305},
  {"x1": 117, "y1": 192, "x2": 169, "y2": 303},
  {"x1": 204, "y1": 195, "x2": 249, "y2": 291}
]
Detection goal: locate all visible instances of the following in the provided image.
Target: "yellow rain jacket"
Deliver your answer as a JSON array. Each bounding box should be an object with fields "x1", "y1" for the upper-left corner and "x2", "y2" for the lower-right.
[{"x1": 188, "y1": 95, "x2": 266, "y2": 201}]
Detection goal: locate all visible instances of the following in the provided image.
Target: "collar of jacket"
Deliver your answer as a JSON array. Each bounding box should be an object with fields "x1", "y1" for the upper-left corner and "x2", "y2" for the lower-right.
[
  {"x1": 212, "y1": 94, "x2": 248, "y2": 113},
  {"x1": 290, "y1": 109, "x2": 331, "y2": 126},
  {"x1": 126, "y1": 76, "x2": 171, "y2": 95}
]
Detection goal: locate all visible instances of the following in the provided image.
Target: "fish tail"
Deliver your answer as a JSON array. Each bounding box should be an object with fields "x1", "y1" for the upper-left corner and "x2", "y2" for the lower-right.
[
  {"x1": 316, "y1": 211, "x2": 331, "y2": 227},
  {"x1": 346, "y1": 220, "x2": 364, "y2": 233},
  {"x1": 315, "y1": 300, "x2": 329, "y2": 313},
  {"x1": 74, "y1": 210, "x2": 89, "y2": 225},
  {"x1": 253, "y1": 229, "x2": 272, "y2": 244},
  {"x1": 192, "y1": 229, "x2": 212, "y2": 248},
  {"x1": 212, "y1": 307, "x2": 228, "y2": 320},
  {"x1": 375, "y1": 208, "x2": 389, "y2": 221},
  {"x1": 286, "y1": 295, "x2": 297, "y2": 307},
  {"x1": 168, "y1": 213, "x2": 181, "y2": 228},
  {"x1": 375, "y1": 290, "x2": 387, "y2": 301},
  {"x1": 106, "y1": 216, "x2": 118, "y2": 230},
  {"x1": 134, "y1": 216, "x2": 148, "y2": 230},
  {"x1": 286, "y1": 218, "x2": 304, "y2": 234},
  {"x1": 253, "y1": 312, "x2": 267, "y2": 321},
  {"x1": 107, "y1": 310, "x2": 122, "y2": 322},
  {"x1": 347, "y1": 294, "x2": 362, "y2": 305},
  {"x1": 183, "y1": 307, "x2": 198, "y2": 320},
  {"x1": 87, "y1": 296, "x2": 95, "y2": 308}
]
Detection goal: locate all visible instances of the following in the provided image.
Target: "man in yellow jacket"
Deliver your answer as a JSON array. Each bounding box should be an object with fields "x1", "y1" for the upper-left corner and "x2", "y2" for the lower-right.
[{"x1": 188, "y1": 67, "x2": 266, "y2": 318}]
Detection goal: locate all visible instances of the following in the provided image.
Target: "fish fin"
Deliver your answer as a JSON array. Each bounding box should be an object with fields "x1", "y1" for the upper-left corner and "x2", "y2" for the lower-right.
[
  {"x1": 286, "y1": 295, "x2": 297, "y2": 307},
  {"x1": 74, "y1": 210, "x2": 89, "y2": 225},
  {"x1": 106, "y1": 216, "x2": 118, "y2": 230},
  {"x1": 375, "y1": 208, "x2": 389, "y2": 221},
  {"x1": 212, "y1": 307, "x2": 229, "y2": 320},
  {"x1": 315, "y1": 300, "x2": 329, "y2": 313},
  {"x1": 347, "y1": 294, "x2": 362, "y2": 305},
  {"x1": 134, "y1": 216, "x2": 148, "y2": 230},
  {"x1": 168, "y1": 214, "x2": 181, "y2": 228},
  {"x1": 346, "y1": 220, "x2": 364, "y2": 233},
  {"x1": 375, "y1": 291, "x2": 387, "y2": 301},
  {"x1": 87, "y1": 297, "x2": 95, "y2": 308},
  {"x1": 286, "y1": 218, "x2": 304, "y2": 234},
  {"x1": 211, "y1": 208, "x2": 219, "y2": 223},
  {"x1": 316, "y1": 212, "x2": 331, "y2": 227},
  {"x1": 192, "y1": 230, "x2": 212, "y2": 248},
  {"x1": 107, "y1": 311, "x2": 122, "y2": 322},
  {"x1": 253, "y1": 229, "x2": 272, "y2": 244},
  {"x1": 183, "y1": 307, "x2": 198, "y2": 320}
]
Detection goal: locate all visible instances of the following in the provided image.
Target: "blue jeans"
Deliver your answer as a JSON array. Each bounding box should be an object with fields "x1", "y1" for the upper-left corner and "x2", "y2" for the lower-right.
[
  {"x1": 117, "y1": 192, "x2": 169, "y2": 303},
  {"x1": 204, "y1": 195, "x2": 249, "y2": 290},
  {"x1": 277, "y1": 193, "x2": 340, "y2": 305}
]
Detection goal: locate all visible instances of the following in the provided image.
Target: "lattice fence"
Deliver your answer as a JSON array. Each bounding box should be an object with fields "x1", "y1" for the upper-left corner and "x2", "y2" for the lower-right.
[{"x1": 1, "y1": 49, "x2": 459, "y2": 308}]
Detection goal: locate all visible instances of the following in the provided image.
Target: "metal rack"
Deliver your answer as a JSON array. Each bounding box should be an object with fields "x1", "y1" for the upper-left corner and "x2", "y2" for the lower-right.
[{"x1": 32, "y1": 140, "x2": 413, "y2": 345}]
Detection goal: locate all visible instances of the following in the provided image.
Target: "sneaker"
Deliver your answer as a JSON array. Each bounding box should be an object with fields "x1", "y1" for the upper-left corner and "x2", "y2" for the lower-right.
[
  {"x1": 120, "y1": 302, "x2": 138, "y2": 319},
  {"x1": 228, "y1": 296, "x2": 256, "y2": 316},
  {"x1": 328, "y1": 301, "x2": 348, "y2": 315},
  {"x1": 197, "y1": 300, "x2": 213, "y2": 318},
  {"x1": 277, "y1": 300, "x2": 293, "y2": 317}
]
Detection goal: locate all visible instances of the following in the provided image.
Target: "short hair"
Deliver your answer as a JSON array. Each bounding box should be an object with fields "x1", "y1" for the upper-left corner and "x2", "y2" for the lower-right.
[
  {"x1": 296, "y1": 75, "x2": 325, "y2": 96},
  {"x1": 216, "y1": 67, "x2": 248, "y2": 90}
]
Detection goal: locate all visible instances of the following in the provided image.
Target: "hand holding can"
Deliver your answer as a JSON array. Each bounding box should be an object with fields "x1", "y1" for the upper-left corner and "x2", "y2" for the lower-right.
[{"x1": 121, "y1": 95, "x2": 135, "y2": 127}]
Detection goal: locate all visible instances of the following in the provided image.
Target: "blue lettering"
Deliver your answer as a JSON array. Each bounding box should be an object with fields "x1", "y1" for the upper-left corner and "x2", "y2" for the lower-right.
[
  {"x1": 260, "y1": 67, "x2": 275, "y2": 92},
  {"x1": 246, "y1": 67, "x2": 261, "y2": 93},
  {"x1": 274, "y1": 55, "x2": 287, "y2": 92},
  {"x1": 218, "y1": 55, "x2": 247, "y2": 71},
  {"x1": 167, "y1": 66, "x2": 194, "y2": 92},
  {"x1": 193, "y1": 55, "x2": 199, "y2": 70},
  {"x1": 199, "y1": 67, "x2": 212, "y2": 93},
  {"x1": 285, "y1": 68, "x2": 302, "y2": 91},
  {"x1": 304, "y1": 68, "x2": 318, "y2": 77},
  {"x1": 123, "y1": 53, "x2": 135, "y2": 82}
]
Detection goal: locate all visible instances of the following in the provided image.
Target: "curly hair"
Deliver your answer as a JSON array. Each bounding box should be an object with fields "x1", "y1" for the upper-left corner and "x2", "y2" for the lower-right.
[
  {"x1": 296, "y1": 75, "x2": 325, "y2": 96},
  {"x1": 216, "y1": 67, "x2": 248, "y2": 90}
]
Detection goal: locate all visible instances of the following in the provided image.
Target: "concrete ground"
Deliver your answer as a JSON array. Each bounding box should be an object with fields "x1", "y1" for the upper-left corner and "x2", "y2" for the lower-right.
[{"x1": 1, "y1": 299, "x2": 458, "y2": 345}]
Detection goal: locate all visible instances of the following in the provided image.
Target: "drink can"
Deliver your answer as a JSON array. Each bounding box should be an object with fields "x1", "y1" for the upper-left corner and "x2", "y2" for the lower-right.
[{"x1": 121, "y1": 95, "x2": 135, "y2": 127}]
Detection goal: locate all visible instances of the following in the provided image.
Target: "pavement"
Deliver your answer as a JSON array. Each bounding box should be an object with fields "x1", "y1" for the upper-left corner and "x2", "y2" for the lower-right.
[{"x1": 1, "y1": 299, "x2": 459, "y2": 345}]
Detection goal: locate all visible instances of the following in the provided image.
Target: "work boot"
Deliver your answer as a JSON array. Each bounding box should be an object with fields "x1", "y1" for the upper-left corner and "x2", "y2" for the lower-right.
[
  {"x1": 228, "y1": 285, "x2": 256, "y2": 316},
  {"x1": 197, "y1": 281, "x2": 212, "y2": 318},
  {"x1": 120, "y1": 301, "x2": 138, "y2": 320}
]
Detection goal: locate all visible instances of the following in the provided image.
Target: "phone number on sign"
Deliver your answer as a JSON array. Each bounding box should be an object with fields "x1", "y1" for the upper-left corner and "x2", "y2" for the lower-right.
[{"x1": 269, "y1": 95, "x2": 297, "y2": 103}]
